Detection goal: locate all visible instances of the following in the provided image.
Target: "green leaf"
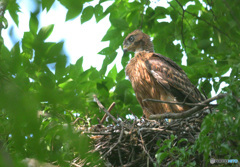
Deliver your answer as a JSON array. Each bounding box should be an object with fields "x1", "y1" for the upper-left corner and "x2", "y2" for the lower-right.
[
  {"x1": 102, "y1": 29, "x2": 119, "y2": 41},
  {"x1": 98, "y1": 47, "x2": 116, "y2": 56},
  {"x1": 42, "y1": 0, "x2": 55, "y2": 11},
  {"x1": 38, "y1": 24, "x2": 54, "y2": 40},
  {"x1": 55, "y1": 55, "x2": 67, "y2": 79},
  {"x1": 110, "y1": 18, "x2": 128, "y2": 30},
  {"x1": 116, "y1": 69, "x2": 125, "y2": 82},
  {"x1": 7, "y1": 0, "x2": 20, "y2": 26},
  {"x1": 81, "y1": 6, "x2": 94, "y2": 24},
  {"x1": 170, "y1": 10, "x2": 178, "y2": 21},
  {"x1": 155, "y1": 152, "x2": 168, "y2": 163},
  {"x1": 39, "y1": 74, "x2": 55, "y2": 89},
  {"x1": 121, "y1": 53, "x2": 130, "y2": 68},
  {"x1": 29, "y1": 13, "x2": 38, "y2": 34},
  {"x1": 107, "y1": 65, "x2": 117, "y2": 81},
  {"x1": 197, "y1": 39, "x2": 211, "y2": 50},
  {"x1": 59, "y1": 0, "x2": 83, "y2": 21},
  {"x1": 66, "y1": 9, "x2": 81, "y2": 21},
  {"x1": 201, "y1": 79, "x2": 212, "y2": 97},
  {"x1": 58, "y1": 78, "x2": 74, "y2": 89},
  {"x1": 94, "y1": 4, "x2": 103, "y2": 23},
  {"x1": 22, "y1": 32, "x2": 35, "y2": 48},
  {"x1": 69, "y1": 57, "x2": 84, "y2": 78}
]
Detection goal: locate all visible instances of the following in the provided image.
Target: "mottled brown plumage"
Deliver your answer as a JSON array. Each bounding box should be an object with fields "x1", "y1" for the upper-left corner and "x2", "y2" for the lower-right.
[{"x1": 123, "y1": 30, "x2": 205, "y2": 118}]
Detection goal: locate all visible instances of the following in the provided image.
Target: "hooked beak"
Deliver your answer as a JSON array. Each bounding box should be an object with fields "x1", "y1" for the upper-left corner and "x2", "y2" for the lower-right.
[{"x1": 123, "y1": 44, "x2": 128, "y2": 54}]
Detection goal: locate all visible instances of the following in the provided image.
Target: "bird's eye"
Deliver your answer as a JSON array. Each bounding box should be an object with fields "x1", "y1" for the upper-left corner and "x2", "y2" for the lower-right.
[{"x1": 129, "y1": 36, "x2": 134, "y2": 42}]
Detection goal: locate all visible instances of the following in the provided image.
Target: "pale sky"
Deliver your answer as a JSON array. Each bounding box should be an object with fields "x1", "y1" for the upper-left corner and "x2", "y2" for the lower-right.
[{"x1": 2, "y1": 0, "x2": 120, "y2": 71}]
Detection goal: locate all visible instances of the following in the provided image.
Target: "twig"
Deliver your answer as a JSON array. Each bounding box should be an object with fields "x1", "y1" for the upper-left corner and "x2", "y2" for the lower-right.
[
  {"x1": 138, "y1": 131, "x2": 157, "y2": 166},
  {"x1": 139, "y1": 0, "x2": 149, "y2": 29},
  {"x1": 93, "y1": 95, "x2": 118, "y2": 124},
  {"x1": 71, "y1": 162, "x2": 82, "y2": 167},
  {"x1": 149, "y1": 93, "x2": 228, "y2": 120},
  {"x1": 102, "y1": 127, "x2": 124, "y2": 158},
  {"x1": 143, "y1": 98, "x2": 217, "y2": 106},
  {"x1": 71, "y1": 117, "x2": 84, "y2": 125},
  {"x1": 93, "y1": 94, "x2": 131, "y2": 130},
  {"x1": 100, "y1": 102, "x2": 115, "y2": 124},
  {"x1": 175, "y1": 0, "x2": 187, "y2": 52},
  {"x1": 182, "y1": 84, "x2": 199, "y2": 104},
  {"x1": 82, "y1": 131, "x2": 113, "y2": 135},
  {"x1": 118, "y1": 146, "x2": 123, "y2": 166}
]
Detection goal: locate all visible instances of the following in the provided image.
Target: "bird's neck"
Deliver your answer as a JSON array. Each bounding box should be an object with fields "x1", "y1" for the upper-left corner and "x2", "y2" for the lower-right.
[{"x1": 135, "y1": 45, "x2": 154, "y2": 53}]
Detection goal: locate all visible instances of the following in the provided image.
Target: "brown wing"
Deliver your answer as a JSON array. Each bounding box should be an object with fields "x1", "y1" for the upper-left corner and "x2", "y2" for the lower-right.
[{"x1": 145, "y1": 53, "x2": 205, "y2": 104}]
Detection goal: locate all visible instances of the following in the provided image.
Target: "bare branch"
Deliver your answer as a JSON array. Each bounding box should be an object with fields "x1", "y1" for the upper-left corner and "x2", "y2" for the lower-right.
[
  {"x1": 100, "y1": 102, "x2": 115, "y2": 124},
  {"x1": 143, "y1": 98, "x2": 217, "y2": 106},
  {"x1": 93, "y1": 95, "x2": 132, "y2": 130},
  {"x1": 149, "y1": 93, "x2": 228, "y2": 120},
  {"x1": 93, "y1": 94, "x2": 119, "y2": 124},
  {"x1": 102, "y1": 127, "x2": 124, "y2": 158}
]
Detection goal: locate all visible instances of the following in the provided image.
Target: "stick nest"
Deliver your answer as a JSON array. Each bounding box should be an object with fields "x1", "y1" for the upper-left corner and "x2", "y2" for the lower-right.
[{"x1": 83, "y1": 109, "x2": 208, "y2": 166}]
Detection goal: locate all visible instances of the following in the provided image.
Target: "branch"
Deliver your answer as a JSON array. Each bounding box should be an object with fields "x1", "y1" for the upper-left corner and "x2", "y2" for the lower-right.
[
  {"x1": 138, "y1": 130, "x2": 157, "y2": 165},
  {"x1": 102, "y1": 127, "x2": 124, "y2": 158},
  {"x1": 93, "y1": 95, "x2": 131, "y2": 130},
  {"x1": 93, "y1": 95, "x2": 119, "y2": 124},
  {"x1": 143, "y1": 98, "x2": 217, "y2": 106},
  {"x1": 100, "y1": 102, "x2": 115, "y2": 124},
  {"x1": 149, "y1": 93, "x2": 228, "y2": 120}
]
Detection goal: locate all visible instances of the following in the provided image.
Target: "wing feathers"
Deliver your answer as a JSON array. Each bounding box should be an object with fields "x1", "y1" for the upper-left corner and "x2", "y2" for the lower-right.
[{"x1": 145, "y1": 53, "x2": 205, "y2": 103}]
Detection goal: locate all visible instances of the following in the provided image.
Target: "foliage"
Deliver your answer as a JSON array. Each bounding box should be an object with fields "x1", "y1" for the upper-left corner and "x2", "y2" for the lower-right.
[
  {"x1": 155, "y1": 135, "x2": 196, "y2": 167},
  {"x1": 0, "y1": 0, "x2": 239, "y2": 166}
]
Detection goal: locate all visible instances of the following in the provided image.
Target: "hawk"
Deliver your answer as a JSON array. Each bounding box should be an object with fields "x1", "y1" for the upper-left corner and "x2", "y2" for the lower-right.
[{"x1": 123, "y1": 30, "x2": 205, "y2": 118}]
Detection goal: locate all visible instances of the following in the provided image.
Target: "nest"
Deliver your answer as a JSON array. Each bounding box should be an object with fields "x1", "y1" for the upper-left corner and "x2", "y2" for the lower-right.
[
  {"x1": 86, "y1": 110, "x2": 208, "y2": 167},
  {"x1": 73, "y1": 94, "x2": 227, "y2": 166}
]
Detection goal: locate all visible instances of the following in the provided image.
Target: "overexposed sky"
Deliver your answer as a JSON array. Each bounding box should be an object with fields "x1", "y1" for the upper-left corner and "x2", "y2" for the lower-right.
[{"x1": 2, "y1": 0, "x2": 120, "y2": 71}]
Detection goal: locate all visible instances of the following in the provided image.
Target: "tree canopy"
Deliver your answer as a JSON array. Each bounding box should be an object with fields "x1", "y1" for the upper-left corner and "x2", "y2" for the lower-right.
[{"x1": 0, "y1": 0, "x2": 239, "y2": 166}]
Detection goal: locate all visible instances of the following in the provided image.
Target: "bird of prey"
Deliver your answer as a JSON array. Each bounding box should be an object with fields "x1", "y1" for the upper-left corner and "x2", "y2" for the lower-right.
[{"x1": 123, "y1": 30, "x2": 205, "y2": 118}]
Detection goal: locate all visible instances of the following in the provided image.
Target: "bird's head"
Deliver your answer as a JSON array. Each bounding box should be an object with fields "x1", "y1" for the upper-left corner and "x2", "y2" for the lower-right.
[{"x1": 123, "y1": 30, "x2": 154, "y2": 53}]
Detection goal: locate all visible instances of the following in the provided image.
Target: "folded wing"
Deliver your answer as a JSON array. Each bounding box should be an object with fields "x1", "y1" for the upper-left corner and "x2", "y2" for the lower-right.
[{"x1": 145, "y1": 53, "x2": 205, "y2": 104}]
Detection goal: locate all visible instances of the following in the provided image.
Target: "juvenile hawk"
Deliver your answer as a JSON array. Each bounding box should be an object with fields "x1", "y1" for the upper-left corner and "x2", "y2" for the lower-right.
[{"x1": 123, "y1": 30, "x2": 205, "y2": 118}]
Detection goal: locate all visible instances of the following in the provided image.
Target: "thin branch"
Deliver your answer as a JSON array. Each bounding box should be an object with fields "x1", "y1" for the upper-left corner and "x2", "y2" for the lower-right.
[
  {"x1": 138, "y1": 130, "x2": 157, "y2": 166},
  {"x1": 82, "y1": 131, "x2": 113, "y2": 135},
  {"x1": 93, "y1": 95, "x2": 119, "y2": 124},
  {"x1": 139, "y1": 0, "x2": 149, "y2": 29},
  {"x1": 149, "y1": 93, "x2": 228, "y2": 120},
  {"x1": 143, "y1": 98, "x2": 218, "y2": 106},
  {"x1": 93, "y1": 94, "x2": 131, "y2": 130},
  {"x1": 102, "y1": 126, "x2": 124, "y2": 158},
  {"x1": 100, "y1": 102, "x2": 115, "y2": 124},
  {"x1": 118, "y1": 146, "x2": 123, "y2": 166}
]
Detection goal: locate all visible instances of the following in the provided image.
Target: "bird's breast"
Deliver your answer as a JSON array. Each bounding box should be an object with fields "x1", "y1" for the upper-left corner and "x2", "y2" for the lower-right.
[{"x1": 125, "y1": 57, "x2": 152, "y2": 89}]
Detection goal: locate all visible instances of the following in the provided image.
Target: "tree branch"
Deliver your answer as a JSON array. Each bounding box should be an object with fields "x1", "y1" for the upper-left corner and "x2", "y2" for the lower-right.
[
  {"x1": 143, "y1": 98, "x2": 218, "y2": 106},
  {"x1": 149, "y1": 93, "x2": 228, "y2": 120},
  {"x1": 100, "y1": 102, "x2": 115, "y2": 124},
  {"x1": 93, "y1": 95, "x2": 131, "y2": 130},
  {"x1": 93, "y1": 94, "x2": 119, "y2": 124}
]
